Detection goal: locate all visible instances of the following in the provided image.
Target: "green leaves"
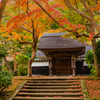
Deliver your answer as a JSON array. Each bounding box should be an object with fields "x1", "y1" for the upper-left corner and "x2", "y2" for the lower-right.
[
  {"x1": 85, "y1": 50, "x2": 96, "y2": 76},
  {"x1": 16, "y1": 54, "x2": 29, "y2": 66},
  {"x1": 95, "y1": 40, "x2": 100, "y2": 64},
  {"x1": 0, "y1": 70, "x2": 13, "y2": 91},
  {"x1": 85, "y1": 50, "x2": 94, "y2": 64},
  {"x1": 0, "y1": 45, "x2": 8, "y2": 58},
  {"x1": 16, "y1": 54, "x2": 29, "y2": 76}
]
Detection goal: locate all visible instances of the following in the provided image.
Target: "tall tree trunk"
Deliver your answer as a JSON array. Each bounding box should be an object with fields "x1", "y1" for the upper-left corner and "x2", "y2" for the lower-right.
[
  {"x1": 92, "y1": 39, "x2": 100, "y2": 77},
  {"x1": 90, "y1": 19, "x2": 100, "y2": 77},
  {"x1": 0, "y1": 0, "x2": 7, "y2": 24},
  {"x1": 14, "y1": 52, "x2": 17, "y2": 72},
  {"x1": 27, "y1": 35, "x2": 38, "y2": 77},
  {"x1": 3, "y1": 57, "x2": 14, "y2": 74},
  {"x1": 28, "y1": 46, "x2": 37, "y2": 77}
]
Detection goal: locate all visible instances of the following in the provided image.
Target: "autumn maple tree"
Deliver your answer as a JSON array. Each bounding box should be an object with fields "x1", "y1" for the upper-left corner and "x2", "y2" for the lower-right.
[{"x1": 1, "y1": 0, "x2": 61, "y2": 76}]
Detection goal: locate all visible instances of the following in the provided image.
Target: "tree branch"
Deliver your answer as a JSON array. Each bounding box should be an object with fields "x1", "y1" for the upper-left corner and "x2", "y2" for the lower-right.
[
  {"x1": 64, "y1": 0, "x2": 92, "y2": 21},
  {"x1": 93, "y1": 33, "x2": 100, "y2": 38},
  {"x1": 74, "y1": 32, "x2": 89, "y2": 38},
  {"x1": 19, "y1": 41, "x2": 33, "y2": 45},
  {"x1": 24, "y1": 22, "x2": 32, "y2": 28},
  {"x1": 35, "y1": 20, "x2": 39, "y2": 32},
  {"x1": 3, "y1": 57, "x2": 14, "y2": 74},
  {"x1": 80, "y1": 0, "x2": 87, "y2": 9},
  {"x1": 34, "y1": 0, "x2": 76, "y2": 33},
  {"x1": 75, "y1": 0, "x2": 79, "y2": 9},
  {"x1": 20, "y1": 26, "x2": 32, "y2": 33},
  {"x1": 31, "y1": 19, "x2": 35, "y2": 39}
]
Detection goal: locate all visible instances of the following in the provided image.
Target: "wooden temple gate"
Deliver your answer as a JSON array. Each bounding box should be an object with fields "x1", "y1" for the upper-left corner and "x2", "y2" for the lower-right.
[
  {"x1": 43, "y1": 49, "x2": 85, "y2": 76},
  {"x1": 38, "y1": 33, "x2": 85, "y2": 76}
]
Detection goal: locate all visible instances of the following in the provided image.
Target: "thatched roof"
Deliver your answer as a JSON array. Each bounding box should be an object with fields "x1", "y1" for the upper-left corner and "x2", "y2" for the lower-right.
[
  {"x1": 35, "y1": 45, "x2": 92, "y2": 61},
  {"x1": 38, "y1": 33, "x2": 85, "y2": 50}
]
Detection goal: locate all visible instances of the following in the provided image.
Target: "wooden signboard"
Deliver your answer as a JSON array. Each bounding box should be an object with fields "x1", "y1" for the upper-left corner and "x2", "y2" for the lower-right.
[{"x1": 71, "y1": 57, "x2": 76, "y2": 69}]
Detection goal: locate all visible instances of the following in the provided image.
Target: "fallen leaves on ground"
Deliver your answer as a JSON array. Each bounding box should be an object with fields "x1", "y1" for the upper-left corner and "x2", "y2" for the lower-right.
[
  {"x1": 0, "y1": 76, "x2": 100, "y2": 100},
  {"x1": 85, "y1": 80, "x2": 100, "y2": 100},
  {"x1": 0, "y1": 79, "x2": 23, "y2": 100}
]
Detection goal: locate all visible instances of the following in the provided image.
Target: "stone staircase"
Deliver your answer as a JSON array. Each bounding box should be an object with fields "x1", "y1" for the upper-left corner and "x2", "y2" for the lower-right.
[{"x1": 13, "y1": 79, "x2": 84, "y2": 100}]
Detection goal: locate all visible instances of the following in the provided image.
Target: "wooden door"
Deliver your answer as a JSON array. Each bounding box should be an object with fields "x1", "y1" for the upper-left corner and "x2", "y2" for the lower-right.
[{"x1": 54, "y1": 58, "x2": 71, "y2": 75}]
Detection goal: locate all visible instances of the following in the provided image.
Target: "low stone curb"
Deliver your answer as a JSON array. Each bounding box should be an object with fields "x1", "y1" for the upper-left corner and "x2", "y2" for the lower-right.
[
  {"x1": 7, "y1": 80, "x2": 27, "y2": 100},
  {"x1": 14, "y1": 77, "x2": 100, "y2": 80},
  {"x1": 81, "y1": 80, "x2": 90, "y2": 100}
]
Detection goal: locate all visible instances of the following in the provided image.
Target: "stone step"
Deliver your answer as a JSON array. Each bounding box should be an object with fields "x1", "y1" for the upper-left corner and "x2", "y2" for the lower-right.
[
  {"x1": 13, "y1": 97, "x2": 84, "y2": 100},
  {"x1": 27, "y1": 78, "x2": 78, "y2": 80},
  {"x1": 23, "y1": 86, "x2": 81, "y2": 89},
  {"x1": 12, "y1": 79, "x2": 84, "y2": 100},
  {"x1": 17, "y1": 93, "x2": 83, "y2": 97},
  {"x1": 20, "y1": 89, "x2": 81, "y2": 93},
  {"x1": 25, "y1": 83, "x2": 80, "y2": 86},
  {"x1": 27, "y1": 80, "x2": 79, "y2": 83}
]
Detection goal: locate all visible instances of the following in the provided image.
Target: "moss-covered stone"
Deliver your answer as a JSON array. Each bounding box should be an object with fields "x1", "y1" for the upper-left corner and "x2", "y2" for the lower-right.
[
  {"x1": 81, "y1": 80, "x2": 90, "y2": 100},
  {"x1": 7, "y1": 80, "x2": 27, "y2": 100}
]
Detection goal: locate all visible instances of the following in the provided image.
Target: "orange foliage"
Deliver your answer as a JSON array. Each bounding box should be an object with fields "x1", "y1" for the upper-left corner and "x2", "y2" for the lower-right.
[{"x1": 1, "y1": 0, "x2": 100, "y2": 42}]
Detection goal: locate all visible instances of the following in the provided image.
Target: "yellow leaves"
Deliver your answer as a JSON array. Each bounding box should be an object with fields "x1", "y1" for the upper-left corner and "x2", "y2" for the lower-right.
[
  {"x1": 45, "y1": 28, "x2": 64, "y2": 33},
  {"x1": 77, "y1": 29, "x2": 84, "y2": 33},
  {"x1": 6, "y1": 38, "x2": 11, "y2": 41},
  {"x1": 94, "y1": 17, "x2": 100, "y2": 21},
  {"x1": 0, "y1": 29, "x2": 6, "y2": 33},
  {"x1": 54, "y1": 0, "x2": 66, "y2": 6},
  {"x1": 38, "y1": 32, "x2": 43, "y2": 38},
  {"x1": 0, "y1": 25, "x2": 8, "y2": 33},
  {"x1": 11, "y1": 32, "x2": 18, "y2": 35}
]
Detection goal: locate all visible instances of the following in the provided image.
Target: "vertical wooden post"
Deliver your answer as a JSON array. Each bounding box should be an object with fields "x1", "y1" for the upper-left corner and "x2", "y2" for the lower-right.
[
  {"x1": 71, "y1": 56, "x2": 76, "y2": 76},
  {"x1": 49, "y1": 58, "x2": 53, "y2": 76}
]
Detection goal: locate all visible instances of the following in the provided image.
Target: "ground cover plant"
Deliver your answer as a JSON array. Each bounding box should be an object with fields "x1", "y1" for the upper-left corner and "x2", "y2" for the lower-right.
[
  {"x1": 0, "y1": 70, "x2": 13, "y2": 92},
  {"x1": 0, "y1": 78, "x2": 23, "y2": 100}
]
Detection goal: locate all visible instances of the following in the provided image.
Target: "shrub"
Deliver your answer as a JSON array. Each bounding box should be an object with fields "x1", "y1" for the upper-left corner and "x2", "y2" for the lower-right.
[
  {"x1": 0, "y1": 70, "x2": 13, "y2": 92},
  {"x1": 0, "y1": 46, "x2": 7, "y2": 59},
  {"x1": 18, "y1": 65, "x2": 27, "y2": 76},
  {"x1": 16, "y1": 54, "x2": 29, "y2": 66},
  {"x1": 88, "y1": 65, "x2": 96, "y2": 76},
  {"x1": 0, "y1": 66, "x2": 2, "y2": 71},
  {"x1": 95, "y1": 40, "x2": 100, "y2": 65},
  {"x1": 85, "y1": 50, "x2": 94, "y2": 64},
  {"x1": 16, "y1": 54, "x2": 29, "y2": 76},
  {"x1": 85, "y1": 50, "x2": 96, "y2": 76}
]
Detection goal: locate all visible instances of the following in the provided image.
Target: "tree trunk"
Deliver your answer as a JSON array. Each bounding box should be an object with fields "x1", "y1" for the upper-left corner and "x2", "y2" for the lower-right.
[
  {"x1": 91, "y1": 39, "x2": 100, "y2": 77},
  {"x1": 27, "y1": 36, "x2": 38, "y2": 77},
  {"x1": 3, "y1": 57, "x2": 14, "y2": 74},
  {"x1": 0, "y1": 0, "x2": 7, "y2": 24},
  {"x1": 90, "y1": 19, "x2": 100, "y2": 77},
  {"x1": 28, "y1": 47, "x2": 36, "y2": 77},
  {"x1": 14, "y1": 52, "x2": 17, "y2": 72}
]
